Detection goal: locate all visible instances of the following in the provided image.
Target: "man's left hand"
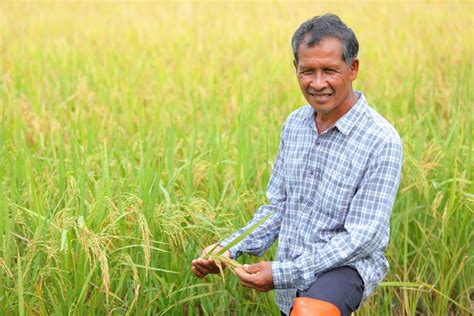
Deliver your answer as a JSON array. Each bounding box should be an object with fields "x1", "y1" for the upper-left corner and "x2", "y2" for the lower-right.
[{"x1": 234, "y1": 261, "x2": 274, "y2": 292}]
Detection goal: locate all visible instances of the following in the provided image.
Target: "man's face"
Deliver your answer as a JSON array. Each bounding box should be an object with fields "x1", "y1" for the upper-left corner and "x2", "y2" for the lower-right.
[{"x1": 295, "y1": 37, "x2": 359, "y2": 118}]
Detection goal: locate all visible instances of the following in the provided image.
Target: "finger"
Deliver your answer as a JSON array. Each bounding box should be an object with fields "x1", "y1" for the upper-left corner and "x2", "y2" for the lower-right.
[
  {"x1": 192, "y1": 264, "x2": 207, "y2": 277},
  {"x1": 234, "y1": 266, "x2": 246, "y2": 278},
  {"x1": 193, "y1": 258, "x2": 214, "y2": 268},
  {"x1": 238, "y1": 278, "x2": 256, "y2": 289},
  {"x1": 196, "y1": 258, "x2": 220, "y2": 270},
  {"x1": 192, "y1": 269, "x2": 203, "y2": 278},
  {"x1": 194, "y1": 259, "x2": 222, "y2": 274},
  {"x1": 242, "y1": 264, "x2": 260, "y2": 274},
  {"x1": 193, "y1": 258, "x2": 213, "y2": 265},
  {"x1": 191, "y1": 266, "x2": 205, "y2": 278},
  {"x1": 193, "y1": 262, "x2": 214, "y2": 275},
  {"x1": 192, "y1": 260, "x2": 214, "y2": 273},
  {"x1": 255, "y1": 286, "x2": 268, "y2": 292},
  {"x1": 235, "y1": 267, "x2": 254, "y2": 282}
]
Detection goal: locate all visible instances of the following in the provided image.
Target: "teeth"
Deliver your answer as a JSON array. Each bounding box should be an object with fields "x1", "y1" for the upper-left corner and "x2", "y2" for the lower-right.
[
  {"x1": 307, "y1": 91, "x2": 332, "y2": 98},
  {"x1": 308, "y1": 91, "x2": 332, "y2": 96}
]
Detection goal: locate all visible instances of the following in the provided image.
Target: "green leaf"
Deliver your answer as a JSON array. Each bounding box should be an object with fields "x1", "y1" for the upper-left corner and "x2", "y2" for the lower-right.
[
  {"x1": 17, "y1": 247, "x2": 24, "y2": 316},
  {"x1": 206, "y1": 212, "x2": 274, "y2": 259}
]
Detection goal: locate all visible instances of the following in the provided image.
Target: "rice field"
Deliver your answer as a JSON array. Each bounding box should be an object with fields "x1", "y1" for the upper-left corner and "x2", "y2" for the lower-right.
[{"x1": 1, "y1": 1, "x2": 472, "y2": 315}]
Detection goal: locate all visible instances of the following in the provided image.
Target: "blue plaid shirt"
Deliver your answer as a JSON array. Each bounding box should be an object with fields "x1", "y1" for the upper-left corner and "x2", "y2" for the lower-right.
[{"x1": 220, "y1": 92, "x2": 403, "y2": 314}]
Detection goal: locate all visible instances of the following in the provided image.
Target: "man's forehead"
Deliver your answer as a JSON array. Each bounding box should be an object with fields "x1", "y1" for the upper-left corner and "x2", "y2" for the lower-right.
[
  {"x1": 297, "y1": 36, "x2": 345, "y2": 61},
  {"x1": 300, "y1": 34, "x2": 343, "y2": 50}
]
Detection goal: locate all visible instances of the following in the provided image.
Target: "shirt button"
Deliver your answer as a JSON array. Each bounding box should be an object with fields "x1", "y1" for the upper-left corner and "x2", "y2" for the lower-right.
[{"x1": 315, "y1": 140, "x2": 321, "y2": 145}]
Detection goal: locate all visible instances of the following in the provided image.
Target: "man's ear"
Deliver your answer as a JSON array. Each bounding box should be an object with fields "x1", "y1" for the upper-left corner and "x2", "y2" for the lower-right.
[{"x1": 349, "y1": 58, "x2": 359, "y2": 81}]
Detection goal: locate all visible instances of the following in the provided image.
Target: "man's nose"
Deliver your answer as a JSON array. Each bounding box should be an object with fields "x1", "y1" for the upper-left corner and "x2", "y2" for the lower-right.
[{"x1": 309, "y1": 73, "x2": 327, "y2": 91}]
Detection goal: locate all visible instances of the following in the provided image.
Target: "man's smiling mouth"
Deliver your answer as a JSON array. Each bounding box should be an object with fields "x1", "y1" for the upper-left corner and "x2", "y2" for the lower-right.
[{"x1": 309, "y1": 92, "x2": 333, "y2": 100}]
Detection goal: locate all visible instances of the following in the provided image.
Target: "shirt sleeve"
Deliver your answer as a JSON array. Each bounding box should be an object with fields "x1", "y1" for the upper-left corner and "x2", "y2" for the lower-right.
[
  {"x1": 272, "y1": 137, "x2": 403, "y2": 290},
  {"x1": 219, "y1": 124, "x2": 287, "y2": 259}
]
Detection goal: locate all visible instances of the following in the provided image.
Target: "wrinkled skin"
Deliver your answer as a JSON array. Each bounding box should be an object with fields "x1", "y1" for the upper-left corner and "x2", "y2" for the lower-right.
[
  {"x1": 295, "y1": 36, "x2": 359, "y2": 133},
  {"x1": 234, "y1": 261, "x2": 274, "y2": 292}
]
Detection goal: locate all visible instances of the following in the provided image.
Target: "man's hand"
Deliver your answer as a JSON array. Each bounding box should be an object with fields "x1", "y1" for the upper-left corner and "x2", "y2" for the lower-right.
[
  {"x1": 191, "y1": 244, "x2": 231, "y2": 278},
  {"x1": 234, "y1": 261, "x2": 274, "y2": 292}
]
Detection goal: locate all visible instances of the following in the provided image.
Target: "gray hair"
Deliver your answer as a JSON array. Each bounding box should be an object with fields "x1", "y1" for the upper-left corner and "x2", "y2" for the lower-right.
[{"x1": 292, "y1": 14, "x2": 359, "y2": 64}]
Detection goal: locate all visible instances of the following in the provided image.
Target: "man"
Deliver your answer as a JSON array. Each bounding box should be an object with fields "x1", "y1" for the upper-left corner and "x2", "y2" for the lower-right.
[{"x1": 192, "y1": 14, "x2": 402, "y2": 316}]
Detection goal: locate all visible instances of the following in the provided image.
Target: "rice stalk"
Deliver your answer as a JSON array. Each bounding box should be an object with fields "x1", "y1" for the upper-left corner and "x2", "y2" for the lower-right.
[
  {"x1": 137, "y1": 212, "x2": 152, "y2": 277},
  {"x1": 119, "y1": 254, "x2": 140, "y2": 316},
  {"x1": 74, "y1": 216, "x2": 111, "y2": 305},
  {"x1": 17, "y1": 246, "x2": 24, "y2": 316},
  {"x1": 211, "y1": 255, "x2": 243, "y2": 278},
  {"x1": 0, "y1": 258, "x2": 14, "y2": 280}
]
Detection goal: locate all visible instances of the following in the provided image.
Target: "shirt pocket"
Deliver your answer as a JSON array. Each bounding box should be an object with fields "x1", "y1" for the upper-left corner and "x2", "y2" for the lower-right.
[{"x1": 318, "y1": 167, "x2": 356, "y2": 224}]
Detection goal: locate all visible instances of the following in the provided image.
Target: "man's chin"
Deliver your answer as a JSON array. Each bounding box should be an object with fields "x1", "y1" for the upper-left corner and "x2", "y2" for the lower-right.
[{"x1": 310, "y1": 103, "x2": 334, "y2": 114}]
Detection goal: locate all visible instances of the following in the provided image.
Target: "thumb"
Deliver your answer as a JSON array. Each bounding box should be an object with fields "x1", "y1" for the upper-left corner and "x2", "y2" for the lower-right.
[{"x1": 242, "y1": 264, "x2": 260, "y2": 274}]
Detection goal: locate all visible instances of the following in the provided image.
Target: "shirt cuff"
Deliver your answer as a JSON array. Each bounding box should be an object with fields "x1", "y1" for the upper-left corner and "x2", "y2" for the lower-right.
[{"x1": 271, "y1": 260, "x2": 295, "y2": 289}]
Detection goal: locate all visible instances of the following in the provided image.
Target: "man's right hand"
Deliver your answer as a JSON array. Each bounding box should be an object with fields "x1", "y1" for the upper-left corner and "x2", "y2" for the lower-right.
[{"x1": 191, "y1": 244, "x2": 231, "y2": 278}]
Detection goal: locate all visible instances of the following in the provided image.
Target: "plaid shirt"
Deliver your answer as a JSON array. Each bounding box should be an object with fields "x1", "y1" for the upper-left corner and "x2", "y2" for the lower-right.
[{"x1": 220, "y1": 92, "x2": 403, "y2": 314}]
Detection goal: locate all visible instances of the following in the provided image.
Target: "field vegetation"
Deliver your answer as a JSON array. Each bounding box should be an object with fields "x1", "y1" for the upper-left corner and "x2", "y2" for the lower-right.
[{"x1": 1, "y1": 1, "x2": 472, "y2": 315}]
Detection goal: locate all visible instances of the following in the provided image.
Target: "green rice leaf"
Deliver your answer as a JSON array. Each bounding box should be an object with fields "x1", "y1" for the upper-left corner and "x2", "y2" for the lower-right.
[
  {"x1": 206, "y1": 212, "x2": 274, "y2": 259},
  {"x1": 129, "y1": 264, "x2": 178, "y2": 274},
  {"x1": 17, "y1": 247, "x2": 24, "y2": 316}
]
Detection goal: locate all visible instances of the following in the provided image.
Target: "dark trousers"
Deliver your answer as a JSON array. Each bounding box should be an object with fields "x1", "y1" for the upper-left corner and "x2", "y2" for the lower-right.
[{"x1": 281, "y1": 266, "x2": 364, "y2": 316}]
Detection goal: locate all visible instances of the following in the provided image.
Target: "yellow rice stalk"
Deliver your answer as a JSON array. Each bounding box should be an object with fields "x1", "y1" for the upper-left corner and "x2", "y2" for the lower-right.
[
  {"x1": 431, "y1": 191, "x2": 444, "y2": 221},
  {"x1": 137, "y1": 212, "x2": 152, "y2": 278},
  {"x1": 210, "y1": 255, "x2": 243, "y2": 277},
  {"x1": 0, "y1": 258, "x2": 14, "y2": 280},
  {"x1": 154, "y1": 201, "x2": 187, "y2": 249},
  {"x1": 75, "y1": 216, "x2": 111, "y2": 305}
]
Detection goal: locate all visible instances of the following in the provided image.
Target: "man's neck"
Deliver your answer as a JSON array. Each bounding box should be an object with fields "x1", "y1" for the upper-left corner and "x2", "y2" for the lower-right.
[{"x1": 315, "y1": 92, "x2": 358, "y2": 135}]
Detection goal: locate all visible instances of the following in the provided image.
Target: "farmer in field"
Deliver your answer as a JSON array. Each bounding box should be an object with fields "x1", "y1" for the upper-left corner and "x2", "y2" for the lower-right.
[{"x1": 192, "y1": 14, "x2": 402, "y2": 316}]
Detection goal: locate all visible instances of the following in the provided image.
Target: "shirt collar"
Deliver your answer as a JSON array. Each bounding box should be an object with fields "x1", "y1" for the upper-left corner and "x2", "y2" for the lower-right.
[
  {"x1": 334, "y1": 91, "x2": 367, "y2": 136},
  {"x1": 304, "y1": 91, "x2": 367, "y2": 136}
]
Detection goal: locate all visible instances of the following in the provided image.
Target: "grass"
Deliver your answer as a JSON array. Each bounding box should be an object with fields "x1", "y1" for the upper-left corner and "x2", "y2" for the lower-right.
[{"x1": 1, "y1": 1, "x2": 472, "y2": 315}]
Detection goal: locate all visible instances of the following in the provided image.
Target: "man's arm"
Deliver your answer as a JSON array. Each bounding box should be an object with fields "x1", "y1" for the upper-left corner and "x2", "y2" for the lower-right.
[
  {"x1": 219, "y1": 124, "x2": 287, "y2": 259},
  {"x1": 271, "y1": 138, "x2": 403, "y2": 290}
]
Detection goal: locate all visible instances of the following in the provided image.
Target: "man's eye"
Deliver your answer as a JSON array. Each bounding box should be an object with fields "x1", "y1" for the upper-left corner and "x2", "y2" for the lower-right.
[{"x1": 324, "y1": 69, "x2": 336, "y2": 74}]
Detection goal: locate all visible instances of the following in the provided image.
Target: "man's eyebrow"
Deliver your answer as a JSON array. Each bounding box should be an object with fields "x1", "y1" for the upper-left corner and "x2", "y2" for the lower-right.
[
  {"x1": 324, "y1": 63, "x2": 343, "y2": 70},
  {"x1": 297, "y1": 64, "x2": 312, "y2": 70}
]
